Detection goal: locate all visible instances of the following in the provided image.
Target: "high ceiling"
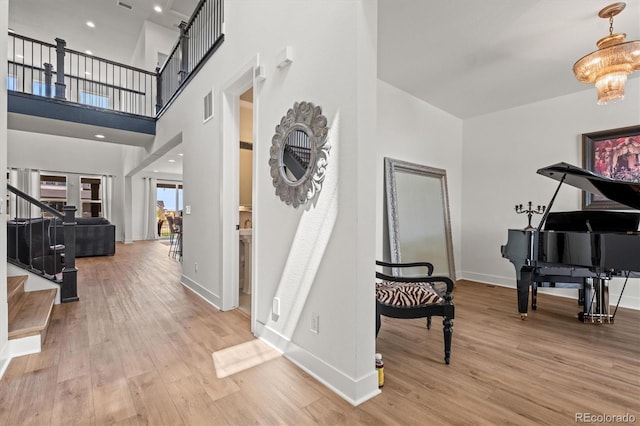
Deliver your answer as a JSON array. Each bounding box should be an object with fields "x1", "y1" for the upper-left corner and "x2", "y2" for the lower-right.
[
  {"x1": 378, "y1": 0, "x2": 640, "y2": 119},
  {"x1": 8, "y1": 0, "x2": 196, "y2": 65},
  {"x1": 8, "y1": 0, "x2": 196, "y2": 176},
  {"x1": 8, "y1": 0, "x2": 640, "y2": 174}
]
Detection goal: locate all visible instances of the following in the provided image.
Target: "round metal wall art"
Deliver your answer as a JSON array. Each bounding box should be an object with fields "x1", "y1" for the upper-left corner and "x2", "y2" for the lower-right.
[{"x1": 269, "y1": 101, "x2": 330, "y2": 208}]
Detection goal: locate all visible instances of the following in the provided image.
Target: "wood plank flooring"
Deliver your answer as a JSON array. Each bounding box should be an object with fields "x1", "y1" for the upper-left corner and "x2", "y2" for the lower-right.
[{"x1": 1, "y1": 240, "x2": 639, "y2": 425}]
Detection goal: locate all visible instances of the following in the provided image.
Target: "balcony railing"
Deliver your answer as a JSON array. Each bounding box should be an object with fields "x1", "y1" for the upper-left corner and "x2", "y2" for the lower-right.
[
  {"x1": 6, "y1": 0, "x2": 224, "y2": 118},
  {"x1": 8, "y1": 34, "x2": 157, "y2": 117},
  {"x1": 156, "y1": 0, "x2": 224, "y2": 115}
]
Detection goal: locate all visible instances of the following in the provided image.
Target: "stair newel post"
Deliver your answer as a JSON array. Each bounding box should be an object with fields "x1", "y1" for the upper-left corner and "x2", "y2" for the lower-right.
[
  {"x1": 54, "y1": 38, "x2": 67, "y2": 100},
  {"x1": 44, "y1": 63, "x2": 53, "y2": 98},
  {"x1": 155, "y1": 66, "x2": 163, "y2": 114},
  {"x1": 61, "y1": 206, "x2": 79, "y2": 302},
  {"x1": 178, "y1": 21, "x2": 189, "y2": 84}
]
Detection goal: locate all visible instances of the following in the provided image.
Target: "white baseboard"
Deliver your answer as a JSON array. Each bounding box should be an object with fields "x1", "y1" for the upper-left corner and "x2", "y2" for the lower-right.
[
  {"x1": 257, "y1": 324, "x2": 380, "y2": 406},
  {"x1": 461, "y1": 271, "x2": 640, "y2": 310},
  {"x1": 0, "y1": 335, "x2": 42, "y2": 379},
  {"x1": 181, "y1": 275, "x2": 222, "y2": 310},
  {"x1": 8, "y1": 335, "x2": 41, "y2": 358},
  {"x1": 0, "y1": 343, "x2": 11, "y2": 380}
]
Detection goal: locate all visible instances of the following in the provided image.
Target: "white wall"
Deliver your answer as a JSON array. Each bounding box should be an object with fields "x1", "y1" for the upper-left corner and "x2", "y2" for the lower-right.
[
  {"x1": 131, "y1": 20, "x2": 179, "y2": 71},
  {"x1": 152, "y1": 0, "x2": 379, "y2": 404},
  {"x1": 462, "y1": 78, "x2": 640, "y2": 309},
  {"x1": 0, "y1": 0, "x2": 10, "y2": 378},
  {"x1": 7, "y1": 130, "x2": 143, "y2": 241},
  {"x1": 376, "y1": 80, "x2": 463, "y2": 273}
]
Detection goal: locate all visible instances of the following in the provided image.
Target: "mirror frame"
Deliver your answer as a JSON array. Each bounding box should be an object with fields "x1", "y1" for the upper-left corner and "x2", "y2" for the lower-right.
[
  {"x1": 269, "y1": 101, "x2": 330, "y2": 208},
  {"x1": 384, "y1": 157, "x2": 456, "y2": 280}
]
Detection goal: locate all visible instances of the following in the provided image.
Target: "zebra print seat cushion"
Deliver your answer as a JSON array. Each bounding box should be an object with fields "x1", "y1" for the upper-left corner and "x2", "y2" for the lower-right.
[{"x1": 376, "y1": 280, "x2": 444, "y2": 307}]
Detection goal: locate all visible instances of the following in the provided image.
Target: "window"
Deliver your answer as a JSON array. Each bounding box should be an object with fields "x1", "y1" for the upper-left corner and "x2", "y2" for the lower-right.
[
  {"x1": 32, "y1": 81, "x2": 54, "y2": 97},
  {"x1": 7, "y1": 75, "x2": 17, "y2": 91},
  {"x1": 80, "y1": 91, "x2": 109, "y2": 108},
  {"x1": 80, "y1": 176, "x2": 103, "y2": 217},
  {"x1": 40, "y1": 174, "x2": 67, "y2": 215}
]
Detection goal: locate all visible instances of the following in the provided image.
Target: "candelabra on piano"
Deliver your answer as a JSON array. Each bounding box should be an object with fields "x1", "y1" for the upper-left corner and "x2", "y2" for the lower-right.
[{"x1": 514, "y1": 201, "x2": 545, "y2": 230}]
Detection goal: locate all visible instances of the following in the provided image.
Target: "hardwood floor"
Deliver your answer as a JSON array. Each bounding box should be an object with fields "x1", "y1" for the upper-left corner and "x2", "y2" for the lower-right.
[{"x1": 1, "y1": 240, "x2": 639, "y2": 425}]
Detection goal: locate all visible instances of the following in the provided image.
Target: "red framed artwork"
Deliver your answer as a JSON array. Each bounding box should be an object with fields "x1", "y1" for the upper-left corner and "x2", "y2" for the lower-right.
[{"x1": 582, "y1": 125, "x2": 640, "y2": 209}]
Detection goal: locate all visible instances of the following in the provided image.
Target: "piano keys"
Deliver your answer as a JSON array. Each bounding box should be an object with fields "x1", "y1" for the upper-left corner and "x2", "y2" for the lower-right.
[{"x1": 501, "y1": 162, "x2": 640, "y2": 323}]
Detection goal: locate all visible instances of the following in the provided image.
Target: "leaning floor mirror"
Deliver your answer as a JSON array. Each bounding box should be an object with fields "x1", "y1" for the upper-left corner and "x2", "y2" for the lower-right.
[{"x1": 384, "y1": 157, "x2": 456, "y2": 279}]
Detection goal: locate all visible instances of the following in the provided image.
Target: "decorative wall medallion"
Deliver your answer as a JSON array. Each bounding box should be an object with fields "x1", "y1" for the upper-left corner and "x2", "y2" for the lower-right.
[{"x1": 269, "y1": 101, "x2": 330, "y2": 207}]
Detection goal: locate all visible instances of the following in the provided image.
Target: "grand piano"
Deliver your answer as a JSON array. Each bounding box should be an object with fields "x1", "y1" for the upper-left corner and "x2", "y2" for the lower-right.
[{"x1": 501, "y1": 162, "x2": 640, "y2": 323}]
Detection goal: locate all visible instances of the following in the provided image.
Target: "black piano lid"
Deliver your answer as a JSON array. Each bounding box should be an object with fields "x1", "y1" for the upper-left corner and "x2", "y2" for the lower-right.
[{"x1": 537, "y1": 162, "x2": 640, "y2": 210}]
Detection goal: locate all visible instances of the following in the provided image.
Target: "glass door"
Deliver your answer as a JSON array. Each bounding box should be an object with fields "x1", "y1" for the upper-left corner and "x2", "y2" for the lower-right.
[{"x1": 156, "y1": 182, "x2": 183, "y2": 238}]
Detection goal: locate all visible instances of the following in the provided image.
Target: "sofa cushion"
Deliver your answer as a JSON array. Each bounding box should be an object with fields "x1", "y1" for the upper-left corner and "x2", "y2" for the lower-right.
[
  {"x1": 76, "y1": 217, "x2": 111, "y2": 225},
  {"x1": 50, "y1": 217, "x2": 116, "y2": 257}
]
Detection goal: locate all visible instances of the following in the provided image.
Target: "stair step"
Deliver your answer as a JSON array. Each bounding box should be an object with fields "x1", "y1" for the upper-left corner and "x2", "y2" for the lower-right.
[
  {"x1": 7, "y1": 275, "x2": 28, "y2": 303},
  {"x1": 8, "y1": 288, "x2": 57, "y2": 344}
]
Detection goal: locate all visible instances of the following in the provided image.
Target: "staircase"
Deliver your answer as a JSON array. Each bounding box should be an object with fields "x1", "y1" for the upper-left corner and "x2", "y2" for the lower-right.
[{"x1": 7, "y1": 275, "x2": 57, "y2": 354}]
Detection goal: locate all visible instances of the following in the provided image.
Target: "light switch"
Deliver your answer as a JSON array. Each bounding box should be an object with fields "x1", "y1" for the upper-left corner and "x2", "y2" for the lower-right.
[{"x1": 185, "y1": 205, "x2": 191, "y2": 214}]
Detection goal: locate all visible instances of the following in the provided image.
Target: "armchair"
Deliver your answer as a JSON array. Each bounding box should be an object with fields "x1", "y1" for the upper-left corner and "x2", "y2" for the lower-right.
[{"x1": 375, "y1": 260, "x2": 455, "y2": 364}]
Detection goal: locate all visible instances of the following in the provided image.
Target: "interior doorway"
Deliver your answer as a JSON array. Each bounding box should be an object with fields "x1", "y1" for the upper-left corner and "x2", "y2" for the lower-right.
[
  {"x1": 238, "y1": 87, "x2": 253, "y2": 315},
  {"x1": 220, "y1": 58, "x2": 258, "y2": 329},
  {"x1": 156, "y1": 182, "x2": 183, "y2": 239}
]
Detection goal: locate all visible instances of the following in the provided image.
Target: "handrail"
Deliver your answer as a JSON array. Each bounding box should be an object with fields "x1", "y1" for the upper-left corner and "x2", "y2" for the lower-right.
[
  {"x1": 156, "y1": 0, "x2": 224, "y2": 115},
  {"x1": 10, "y1": 33, "x2": 155, "y2": 76},
  {"x1": 6, "y1": 184, "x2": 78, "y2": 302},
  {"x1": 7, "y1": 184, "x2": 63, "y2": 219},
  {"x1": 9, "y1": 32, "x2": 56, "y2": 48},
  {"x1": 64, "y1": 47, "x2": 156, "y2": 76}
]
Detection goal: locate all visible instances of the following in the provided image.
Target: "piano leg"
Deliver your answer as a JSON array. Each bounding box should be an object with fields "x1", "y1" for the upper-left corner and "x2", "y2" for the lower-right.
[
  {"x1": 531, "y1": 282, "x2": 538, "y2": 311},
  {"x1": 517, "y1": 271, "x2": 533, "y2": 319}
]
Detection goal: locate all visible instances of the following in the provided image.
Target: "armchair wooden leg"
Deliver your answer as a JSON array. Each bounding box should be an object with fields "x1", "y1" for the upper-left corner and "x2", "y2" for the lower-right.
[
  {"x1": 376, "y1": 311, "x2": 381, "y2": 337},
  {"x1": 443, "y1": 317, "x2": 453, "y2": 365},
  {"x1": 426, "y1": 316, "x2": 432, "y2": 330}
]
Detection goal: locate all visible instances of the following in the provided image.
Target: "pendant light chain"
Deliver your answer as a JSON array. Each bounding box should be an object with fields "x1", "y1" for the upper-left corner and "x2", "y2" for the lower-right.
[{"x1": 609, "y1": 15, "x2": 614, "y2": 36}]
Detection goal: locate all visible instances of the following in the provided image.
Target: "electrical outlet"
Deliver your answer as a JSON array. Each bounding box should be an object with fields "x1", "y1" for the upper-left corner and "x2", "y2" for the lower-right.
[
  {"x1": 310, "y1": 312, "x2": 319, "y2": 334},
  {"x1": 194, "y1": 262, "x2": 198, "y2": 272},
  {"x1": 272, "y1": 297, "x2": 280, "y2": 316}
]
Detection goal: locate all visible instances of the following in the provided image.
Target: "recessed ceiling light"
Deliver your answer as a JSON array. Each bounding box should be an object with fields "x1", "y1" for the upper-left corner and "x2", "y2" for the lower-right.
[
  {"x1": 95, "y1": 134, "x2": 105, "y2": 139},
  {"x1": 153, "y1": 170, "x2": 159, "y2": 173},
  {"x1": 86, "y1": 21, "x2": 95, "y2": 28},
  {"x1": 85, "y1": 71, "x2": 92, "y2": 76},
  {"x1": 16, "y1": 54, "x2": 23, "y2": 59},
  {"x1": 154, "y1": 5, "x2": 162, "y2": 13},
  {"x1": 168, "y1": 159, "x2": 176, "y2": 163},
  {"x1": 85, "y1": 50, "x2": 93, "y2": 55},
  {"x1": 178, "y1": 153, "x2": 184, "y2": 156}
]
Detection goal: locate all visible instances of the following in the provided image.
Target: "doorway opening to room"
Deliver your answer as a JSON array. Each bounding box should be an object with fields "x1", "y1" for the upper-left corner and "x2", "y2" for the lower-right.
[
  {"x1": 221, "y1": 59, "x2": 257, "y2": 329},
  {"x1": 156, "y1": 182, "x2": 183, "y2": 257},
  {"x1": 238, "y1": 87, "x2": 253, "y2": 316}
]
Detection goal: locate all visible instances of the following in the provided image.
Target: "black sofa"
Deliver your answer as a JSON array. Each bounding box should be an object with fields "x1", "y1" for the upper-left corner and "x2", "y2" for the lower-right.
[{"x1": 51, "y1": 217, "x2": 116, "y2": 257}]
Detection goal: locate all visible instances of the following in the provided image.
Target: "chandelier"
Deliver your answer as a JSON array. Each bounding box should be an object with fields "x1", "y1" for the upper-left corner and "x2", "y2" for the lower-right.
[{"x1": 573, "y1": 2, "x2": 640, "y2": 105}]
